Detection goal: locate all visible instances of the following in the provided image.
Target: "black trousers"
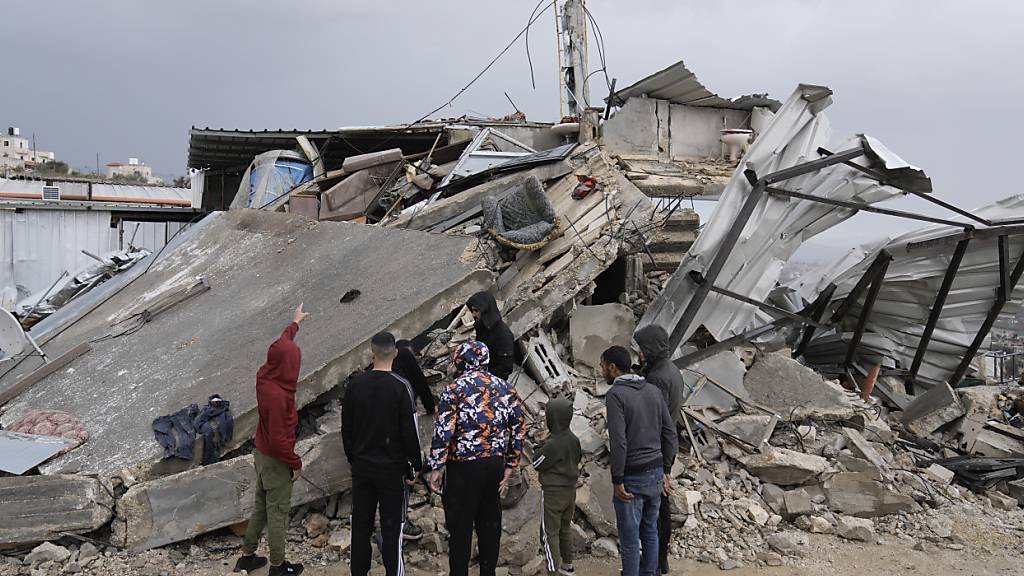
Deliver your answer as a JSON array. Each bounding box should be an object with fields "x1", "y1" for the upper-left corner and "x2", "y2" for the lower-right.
[
  {"x1": 350, "y1": 471, "x2": 407, "y2": 576},
  {"x1": 658, "y1": 491, "x2": 671, "y2": 568},
  {"x1": 443, "y1": 456, "x2": 504, "y2": 576}
]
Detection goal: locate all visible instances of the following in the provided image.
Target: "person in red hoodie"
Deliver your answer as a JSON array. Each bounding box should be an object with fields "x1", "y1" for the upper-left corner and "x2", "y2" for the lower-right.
[{"x1": 234, "y1": 304, "x2": 308, "y2": 576}]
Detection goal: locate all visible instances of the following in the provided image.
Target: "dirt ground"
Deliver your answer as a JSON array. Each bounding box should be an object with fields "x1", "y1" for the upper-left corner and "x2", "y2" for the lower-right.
[{"x1": 196, "y1": 512, "x2": 1023, "y2": 576}]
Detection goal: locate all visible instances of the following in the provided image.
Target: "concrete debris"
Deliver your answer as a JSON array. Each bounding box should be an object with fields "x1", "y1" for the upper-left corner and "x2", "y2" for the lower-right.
[
  {"x1": 824, "y1": 472, "x2": 917, "y2": 518},
  {"x1": 900, "y1": 382, "x2": 965, "y2": 437},
  {"x1": 568, "y1": 303, "x2": 634, "y2": 373},
  {"x1": 577, "y1": 464, "x2": 617, "y2": 537},
  {"x1": 841, "y1": 427, "x2": 891, "y2": 478},
  {"x1": 782, "y1": 489, "x2": 815, "y2": 519},
  {"x1": 25, "y1": 542, "x2": 72, "y2": 566},
  {"x1": 0, "y1": 475, "x2": 114, "y2": 545},
  {"x1": 835, "y1": 515, "x2": 875, "y2": 542},
  {"x1": 739, "y1": 447, "x2": 829, "y2": 486},
  {"x1": 923, "y1": 464, "x2": 955, "y2": 485},
  {"x1": 743, "y1": 350, "x2": 856, "y2": 421},
  {"x1": 988, "y1": 491, "x2": 1019, "y2": 511},
  {"x1": 1007, "y1": 479, "x2": 1024, "y2": 507},
  {"x1": 681, "y1": 348, "x2": 749, "y2": 409},
  {"x1": 522, "y1": 331, "x2": 571, "y2": 395}
]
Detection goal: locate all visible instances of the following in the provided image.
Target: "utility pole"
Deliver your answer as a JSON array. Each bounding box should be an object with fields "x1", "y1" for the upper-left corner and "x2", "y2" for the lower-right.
[{"x1": 558, "y1": 0, "x2": 590, "y2": 118}]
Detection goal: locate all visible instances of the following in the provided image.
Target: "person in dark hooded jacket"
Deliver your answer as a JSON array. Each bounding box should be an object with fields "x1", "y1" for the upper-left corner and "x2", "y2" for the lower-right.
[
  {"x1": 633, "y1": 324, "x2": 686, "y2": 575},
  {"x1": 532, "y1": 397, "x2": 582, "y2": 576},
  {"x1": 467, "y1": 291, "x2": 515, "y2": 381},
  {"x1": 236, "y1": 305, "x2": 309, "y2": 576}
]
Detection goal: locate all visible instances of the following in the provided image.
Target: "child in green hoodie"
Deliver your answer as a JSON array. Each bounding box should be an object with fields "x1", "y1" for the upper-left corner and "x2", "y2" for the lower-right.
[{"x1": 531, "y1": 397, "x2": 583, "y2": 576}]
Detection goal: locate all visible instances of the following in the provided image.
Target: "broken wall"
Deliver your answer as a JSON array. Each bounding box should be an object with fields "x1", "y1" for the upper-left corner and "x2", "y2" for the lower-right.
[{"x1": 601, "y1": 97, "x2": 750, "y2": 161}]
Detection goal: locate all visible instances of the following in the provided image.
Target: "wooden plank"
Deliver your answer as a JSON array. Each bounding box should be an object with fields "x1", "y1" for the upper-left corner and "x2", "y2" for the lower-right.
[
  {"x1": 0, "y1": 342, "x2": 91, "y2": 407},
  {"x1": 296, "y1": 135, "x2": 325, "y2": 178},
  {"x1": 0, "y1": 475, "x2": 114, "y2": 545},
  {"x1": 117, "y1": 431, "x2": 350, "y2": 551}
]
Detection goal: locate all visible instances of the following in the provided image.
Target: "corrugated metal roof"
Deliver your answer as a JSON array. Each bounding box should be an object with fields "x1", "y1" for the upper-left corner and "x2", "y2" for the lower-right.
[{"x1": 610, "y1": 60, "x2": 782, "y2": 112}]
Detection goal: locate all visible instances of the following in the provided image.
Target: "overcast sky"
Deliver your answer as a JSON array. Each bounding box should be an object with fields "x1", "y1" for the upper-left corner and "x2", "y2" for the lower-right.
[{"x1": 3, "y1": 0, "x2": 1022, "y2": 250}]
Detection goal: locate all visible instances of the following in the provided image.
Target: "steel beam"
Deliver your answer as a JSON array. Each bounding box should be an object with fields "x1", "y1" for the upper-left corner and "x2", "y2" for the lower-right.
[
  {"x1": 762, "y1": 147, "x2": 865, "y2": 185},
  {"x1": 905, "y1": 237, "x2": 971, "y2": 394},
  {"x1": 948, "y1": 236, "x2": 1024, "y2": 386},
  {"x1": 843, "y1": 252, "x2": 892, "y2": 367},
  {"x1": 766, "y1": 187, "x2": 972, "y2": 229},
  {"x1": 793, "y1": 283, "x2": 839, "y2": 359},
  {"x1": 691, "y1": 272, "x2": 829, "y2": 330},
  {"x1": 674, "y1": 319, "x2": 791, "y2": 369},
  {"x1": 907, "y1": 225, "x2": 1024, "y2": 251},
  {"x1": 830, "y1": 251, "x2": 892, "y2": 323}
]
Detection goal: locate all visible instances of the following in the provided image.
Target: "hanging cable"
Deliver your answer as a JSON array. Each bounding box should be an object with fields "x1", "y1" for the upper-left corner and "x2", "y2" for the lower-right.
[{"x1": 524, "y1": 0, "x2": 551, "y2": 90}]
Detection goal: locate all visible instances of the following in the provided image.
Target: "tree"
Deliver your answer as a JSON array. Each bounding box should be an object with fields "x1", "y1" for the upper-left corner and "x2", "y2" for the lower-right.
[
  {"x1": 172, "y1": 176, "x2": 190, "y2": 188},
  {"x1": 32, "y1": 160, "x2": 70, "y2": 175}
]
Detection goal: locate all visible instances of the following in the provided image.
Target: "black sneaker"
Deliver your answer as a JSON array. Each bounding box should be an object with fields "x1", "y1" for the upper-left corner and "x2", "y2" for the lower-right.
[
  {"x1": 269, "y1": 561, "x2": 304, "y2": 576},
  {"x1": 233, "y1": 554, "x2": 267, "y2": 573},
  {"x1": 659, "y1": 559, "x2": 670, "y2": 574},
  {"x1": 402, "y1": 522, "x2": 424, "y2": 541}
]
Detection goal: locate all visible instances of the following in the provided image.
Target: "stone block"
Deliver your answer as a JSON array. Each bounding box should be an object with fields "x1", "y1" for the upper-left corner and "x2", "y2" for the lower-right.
[
  {"x1": 923, "y1": 464, "x2": 954, "y2": 486},
  {"x1": 900, "y1": 383, "x2": 965, "y2": 437},
  {"x1": 782, "y1": 488, "x2": 814, "y2": 518},
  {"x1": 836, "y1": 515, "x2": 875, "y2": 542},
  {"x1": 760, "y1": 483, "x2": 785, "y2": 515},
  {"x1": 824, "y1": 472, "x2": 917, "y2": 518},
  {"x1": 838, "y1": 454, "x2": 884, "y2": 481},
  {"x1": 0, "y1": 475, "x2": 114, "y2": 546},
  {"x1": 739, "y1": 447, "x2": 829, "y2": 486},
  {"x1": 807, "y1": 515, "x2": 833, "y2": 534}
]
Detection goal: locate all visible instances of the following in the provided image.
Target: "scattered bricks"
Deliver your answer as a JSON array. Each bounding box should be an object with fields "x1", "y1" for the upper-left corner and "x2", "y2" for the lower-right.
[
  {"x1": 740, "y1": 447, "x2": 829, "y2": 486},
  {"x1": 923, "y1": 464, "x2": 955, "y2": 485},
  {"x1": 900, "y1": 383, "x2": 965, "y2": 437},
  {"x1": 988, "y1": 491, "x2": 1019, "y2": 511},
  {"x1": 836, "y1": 515, "x2": 875, "y2": 542}
]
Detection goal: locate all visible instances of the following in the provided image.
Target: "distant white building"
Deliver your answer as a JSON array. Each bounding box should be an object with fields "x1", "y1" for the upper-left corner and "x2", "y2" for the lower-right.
[
  {"x1": 106, "y1": 158, "x2": 162, "y2": 184},
  {"x1": 0, "y1": 127, "x2": 55, "y2": 169}
]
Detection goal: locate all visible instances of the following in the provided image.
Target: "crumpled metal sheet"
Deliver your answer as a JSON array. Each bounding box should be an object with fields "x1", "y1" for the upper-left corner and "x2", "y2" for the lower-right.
[
  {"x1": 802, "y1": 195, "x2": 1024, "y2": 388},
  {"x1": 640, "y1": 84, "x2": 930, "y2": 347}
]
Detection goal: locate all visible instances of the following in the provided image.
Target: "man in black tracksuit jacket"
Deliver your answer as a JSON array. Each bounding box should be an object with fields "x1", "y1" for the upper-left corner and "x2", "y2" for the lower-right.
[
  {"x1": 342, "y1": 332, "x2": 422, "y2": 576},
  {"x1": 634, "y1": 325, "x2": 687, "y2": 574},
  {"x1": 467, "y1": 291, "x2": 515, "y2": 381},
  {"x1": 393, "y1": 339, "x2": 435, "y2": 414}
]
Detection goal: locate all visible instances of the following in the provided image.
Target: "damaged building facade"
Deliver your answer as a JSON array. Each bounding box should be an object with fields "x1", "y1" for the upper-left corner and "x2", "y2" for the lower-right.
[{"x1": 1, "y1": 37, "x2": 1023, "y2": 576}]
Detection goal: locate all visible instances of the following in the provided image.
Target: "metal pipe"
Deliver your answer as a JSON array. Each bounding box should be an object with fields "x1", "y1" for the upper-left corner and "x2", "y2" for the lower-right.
[{"x1": 766, "y1": 187, "x2": 973, "y2": 229}]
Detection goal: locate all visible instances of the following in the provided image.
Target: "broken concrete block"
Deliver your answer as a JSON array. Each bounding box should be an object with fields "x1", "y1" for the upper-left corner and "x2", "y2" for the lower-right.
[
  {"x1": 971, "y1": 428, "x2": 1024, "y2": 458},
  {"x1": 328, "y1": 528, "x2": 351, "y2": 554},
  {"x1": 592, "y1": 537, "x2": 619, "y2": 558},
  {"x1": 923, "y1": 464, "x2": 954, "y2": 486},
  {"x1": 988, "y1": 491, "x2": 1018, "y2": 511},
  {"x1": 739, "y1": 447, "x2": 829, "y2": 486},
  {"x1": 716, "y1": 414, "x2": 776, "y2": 451},
  {"x1": 25, "y1": 542, "x2": 71, "y2": 565},
  {"x1": 900, "y1": 383, "x2": 965, "y2": 437},
  {"x1": 760, "y1": 483, "x2": 785, "y2": 515},
  {"x1": 838, "y1": 454, "x2": 884, "y2": 481},
  {"x1": 577, "y1": 465, "x2": 617, "y2": 536},
  {"x1": 744, "y1": 350, "x2": 856, "y2": 421},
  {"x1": 682, "y1": 490, "x2": 703, "y2": 514},
  {"x1": 765, "y1": 531, "x2": 807, "y2": 555},
  {"x1": 836, "y1": 515, "x2": 875, "y2": 542},
  {"x1": 782, "y1": 489, "x2": 814, "y2": 519},
  {"x1": 117, "y1": 432, "x2": 351, "y2": 551},
  {"x1": 0, "y1": 475, "x2": 114, "y2": 545},
  {"x1": 842, "y1": 428, "x2": 890, "y2": 477},
  {"x1": 807, "y1": 515, "x2": 833, "y2": 534},
  {"x1": 1006, "y1": 479, "x2": 1024, "y2": 507},
  {"x1": 824, "y1": 472, "x2": 917, "y2": 518},
  {"x1": 849, "y1": 412, "x2": 896, "y2": 444},
  {"x1": 738, "y1": 499, "x2": 769, "y2": 526},
  {"x1": 570, "y1": 415, "x2": 605, "y2": 454},
  {"x1": 569, "y1": 303, "x2": 635, "y2": 373},
  {"x1": 510, "y1": 370, "x2": 548, "y2": 415},
  {"x1": 954, "y1": 386, "x2": 1002, "y2": 451},
  {"x1": 572, "y1": 389, "x2": 592, "y2": 412},
  {"x1": 522, "y1": 331, "x2": 571, "y2": 394},
  {"x1": 680, "y1": 348, "x2": 749, "y2": 410}
]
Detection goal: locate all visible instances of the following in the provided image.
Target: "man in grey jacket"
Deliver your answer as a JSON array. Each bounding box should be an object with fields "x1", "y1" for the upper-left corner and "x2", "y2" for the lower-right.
[
  {"x1": 602, "y1": 346, "x2": 678, "y2": 576},
  {"x1": 633, "y1": 325, "x2": 687, "y2": 574}
]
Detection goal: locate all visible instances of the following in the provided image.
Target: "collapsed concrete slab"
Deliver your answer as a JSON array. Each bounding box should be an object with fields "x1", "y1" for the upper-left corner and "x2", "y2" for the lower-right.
[
  {"x1": 823, "y1": 472, "x2": 917, "y2": 518},
  {"x1": 0, "y1": 210, "x2": 491, "y2": 475},
  {"x1": 681, "y1": 348, "x2": 749, "y2": 410},
  {"x1": 0, "y1": 475, "x2": 114, "y2": 545},
  {"x1": 577, "y1": 463, "x2": 617, "y2": 536},
  {"x1": 116, "y1": 432, "x2": 350, "y2": 551},
  {"x1": 900, "y1": 383, "x2": 965, "y2": 437},
  {"x1": 743, "y1": 351, "x2": 855, "y2": 421}
]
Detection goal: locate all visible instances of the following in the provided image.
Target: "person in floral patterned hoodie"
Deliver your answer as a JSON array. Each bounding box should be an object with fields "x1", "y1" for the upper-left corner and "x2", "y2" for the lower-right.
[{"x1": 427, "y1": 340, "x2": 525, "y2": 576}]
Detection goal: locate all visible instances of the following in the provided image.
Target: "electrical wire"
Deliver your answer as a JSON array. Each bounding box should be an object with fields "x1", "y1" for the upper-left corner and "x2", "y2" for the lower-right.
[
  {"x1": 524, "y1": 0, "x2": 551, "y2": 90},
  {"x1": 582, "y1": 4, "x2": 613, "y2": 93}
]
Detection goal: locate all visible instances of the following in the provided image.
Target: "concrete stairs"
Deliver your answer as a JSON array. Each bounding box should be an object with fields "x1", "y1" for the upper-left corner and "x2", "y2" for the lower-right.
[{"x1": 645, "y1": 209, "x2": 699, "y2": 272}]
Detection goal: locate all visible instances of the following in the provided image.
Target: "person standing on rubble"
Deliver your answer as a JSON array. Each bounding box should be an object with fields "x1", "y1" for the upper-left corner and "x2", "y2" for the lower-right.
[
  {"x1": 234, "y1": 304, "x2": 309, "y2": 576},
  {"x1": 466, "y1": 291, "x2": 515, "y2": 381},
  {"x1": 602, "y1": 346, "x2": 678, "y2": 576},
  {"x1": 427, "y1": 340, "x2": 525, "y2": 576},
  {"x1": 343, "y1": 331, "x2": 423, "y2": 576},
  {"x1": 394, "y1": 338, "x2": 436, "y2": 415},
  {"x1": 633, "y1": 325, "x2": 686, "y2": 575}
]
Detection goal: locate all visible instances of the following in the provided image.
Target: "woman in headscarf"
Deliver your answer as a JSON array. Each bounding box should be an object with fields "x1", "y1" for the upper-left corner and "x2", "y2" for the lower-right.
[{"x1": 466, "y1": 291, "x2": 514, "y2": 381}]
